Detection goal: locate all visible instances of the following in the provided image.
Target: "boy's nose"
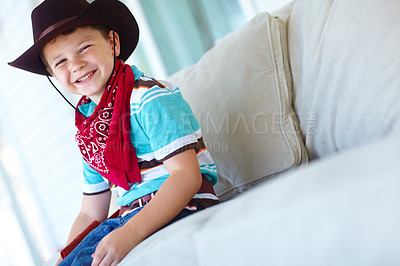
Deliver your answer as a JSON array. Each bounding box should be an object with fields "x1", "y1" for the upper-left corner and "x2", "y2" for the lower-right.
[{"x1": 71, "y1": 57, "x2": 85, "y2": 72}]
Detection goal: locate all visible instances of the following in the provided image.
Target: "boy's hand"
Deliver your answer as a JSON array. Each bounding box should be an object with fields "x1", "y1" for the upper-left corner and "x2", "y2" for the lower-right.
[
  {"x1": 91, "y1": 224, "x2": 138, "y2": 266},
  {"x1": 91, "y1": 149, "x2": 202, "y2": 265}
]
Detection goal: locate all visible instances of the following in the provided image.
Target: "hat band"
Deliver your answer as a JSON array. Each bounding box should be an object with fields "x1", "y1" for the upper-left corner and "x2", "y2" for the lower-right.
[{"x1": 38, "y1": 16, "x2": 77, "y2": 41}]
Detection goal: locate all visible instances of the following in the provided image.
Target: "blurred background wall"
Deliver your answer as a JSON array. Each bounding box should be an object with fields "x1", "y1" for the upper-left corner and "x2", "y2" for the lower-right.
[{"x1": 0, "y1": 0, "x2": 292, "y2": 264}]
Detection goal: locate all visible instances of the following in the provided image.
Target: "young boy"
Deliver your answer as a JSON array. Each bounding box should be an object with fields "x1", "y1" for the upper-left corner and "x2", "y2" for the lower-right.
[{"x1": 9, "y1": 0, "x2": 219, "y2": 265}]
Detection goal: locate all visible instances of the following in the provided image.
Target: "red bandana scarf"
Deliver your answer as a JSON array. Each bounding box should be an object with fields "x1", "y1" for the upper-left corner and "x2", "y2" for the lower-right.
[{"x1": 75, "y1": 60, "x2": 141, "y2": 190}]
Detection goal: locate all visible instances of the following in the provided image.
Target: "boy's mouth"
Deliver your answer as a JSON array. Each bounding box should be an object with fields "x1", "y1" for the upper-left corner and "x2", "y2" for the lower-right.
[{"x1": 76, "y1": 70, "x2": 95, "y2": 83}]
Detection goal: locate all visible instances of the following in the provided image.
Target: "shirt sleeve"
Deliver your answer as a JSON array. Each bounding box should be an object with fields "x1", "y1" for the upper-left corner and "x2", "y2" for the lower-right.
[
  {"x1": 135, "y1": 81, "x2": 201, "y2": 161},
  {"x1": 82, "y1": 159, "x2": 110, "y2": 195}
]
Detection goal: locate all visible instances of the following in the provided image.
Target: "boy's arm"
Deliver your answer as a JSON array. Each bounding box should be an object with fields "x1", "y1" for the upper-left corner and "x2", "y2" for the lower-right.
[
  {"x1": 56, "y1": 190, "x2": 111, "y2": 265},
  {"x1": 66, "y1": 191, "x2": 111, "y2": 244},
  {"x1": 91, "y1": 149, "x2": 202, "y2": 266}
]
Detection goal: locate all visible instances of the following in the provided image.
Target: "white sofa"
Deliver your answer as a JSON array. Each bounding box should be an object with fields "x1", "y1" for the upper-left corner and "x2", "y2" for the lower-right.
[{"x1": 45, "y1": 0, "x2": 400, "y2": 265}]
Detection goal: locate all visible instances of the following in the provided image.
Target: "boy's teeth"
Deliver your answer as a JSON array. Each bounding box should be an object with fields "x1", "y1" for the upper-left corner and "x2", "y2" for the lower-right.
[{"x1": 78, "y1": 72, "x2": 93, "y2": 82}]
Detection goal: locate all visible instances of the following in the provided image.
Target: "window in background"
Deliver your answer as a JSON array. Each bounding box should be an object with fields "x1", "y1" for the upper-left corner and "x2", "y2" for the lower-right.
[
  {"x1": 139, "y1": 0, "x2": 247, "y2": 75},
  {"x1": 0, "y1": 146, "x2": 36, "y2": 266}
]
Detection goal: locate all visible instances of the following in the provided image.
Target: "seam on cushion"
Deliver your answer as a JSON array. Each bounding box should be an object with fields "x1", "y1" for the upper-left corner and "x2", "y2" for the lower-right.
[
  {"x1": 276, "y1": 14, "x2": 309, "y2": 165},
  {"x1": 268, "y1": 15, "x2": 296, "y2": 166},
  {"x1": 269, "y1": 14, "x2": 306, "y2": 167}
]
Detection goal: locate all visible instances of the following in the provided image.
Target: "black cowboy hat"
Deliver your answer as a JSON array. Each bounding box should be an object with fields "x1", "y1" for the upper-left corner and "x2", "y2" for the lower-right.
[{"x1": 8, "y1": 0, "x2": 139, "y2": 76}]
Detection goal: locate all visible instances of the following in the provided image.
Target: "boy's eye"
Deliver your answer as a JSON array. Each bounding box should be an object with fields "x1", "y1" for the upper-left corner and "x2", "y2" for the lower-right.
[
  {"x1": 55, "y1": 59, "x2": 66, "y2": 68},
  {"x1": 79, "y1": 45, "x2": 91, "y2": 54}
]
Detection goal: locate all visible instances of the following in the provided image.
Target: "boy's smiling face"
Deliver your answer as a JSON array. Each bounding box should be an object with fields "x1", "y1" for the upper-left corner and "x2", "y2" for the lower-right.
[{"x1": 43, "y1": 26, "x2": 120, "y2": 104}]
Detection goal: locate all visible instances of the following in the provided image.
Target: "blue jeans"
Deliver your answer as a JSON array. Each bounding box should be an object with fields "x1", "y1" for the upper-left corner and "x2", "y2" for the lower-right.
[{"x1": 59, "y1": 205, "x2": 203, "y2": 266}]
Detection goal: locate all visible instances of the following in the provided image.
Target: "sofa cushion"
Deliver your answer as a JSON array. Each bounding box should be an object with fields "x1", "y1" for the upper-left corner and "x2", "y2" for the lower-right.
[
  {"x1": 289, "y1": 0, "x2": 400, "y2": 159},
  {"x1": 168, "y1": 12, "x2": 307, "y2": 200}
]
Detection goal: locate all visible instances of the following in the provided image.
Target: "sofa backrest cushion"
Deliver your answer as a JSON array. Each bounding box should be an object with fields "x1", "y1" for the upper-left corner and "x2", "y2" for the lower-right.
[
  {"x1": 289, "y1": 0, "x2": 400, "y2": 159},
  {"x1": 168, "y1": 12, "x2": 307, "y2": 200}
]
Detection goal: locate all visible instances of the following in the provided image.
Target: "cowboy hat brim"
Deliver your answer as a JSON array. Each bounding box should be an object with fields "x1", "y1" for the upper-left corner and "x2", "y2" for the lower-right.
[{"x1": 8, "y1": 0, "x2": 139, "y2": 76}]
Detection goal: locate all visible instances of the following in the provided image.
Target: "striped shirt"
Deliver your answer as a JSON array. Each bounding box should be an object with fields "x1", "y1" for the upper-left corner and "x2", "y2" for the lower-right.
[{"x1": 80, "y1": 65, "x2": 218, "y2": 207}]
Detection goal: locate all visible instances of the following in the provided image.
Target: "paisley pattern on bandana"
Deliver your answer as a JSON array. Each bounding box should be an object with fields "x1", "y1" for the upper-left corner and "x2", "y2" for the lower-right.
[
  {"x1": 75, "y1": 60, "x2": 141, "y2": 190},
  {"x1": 76, "y1": 97, "x2": 113, "y2": 174}
]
